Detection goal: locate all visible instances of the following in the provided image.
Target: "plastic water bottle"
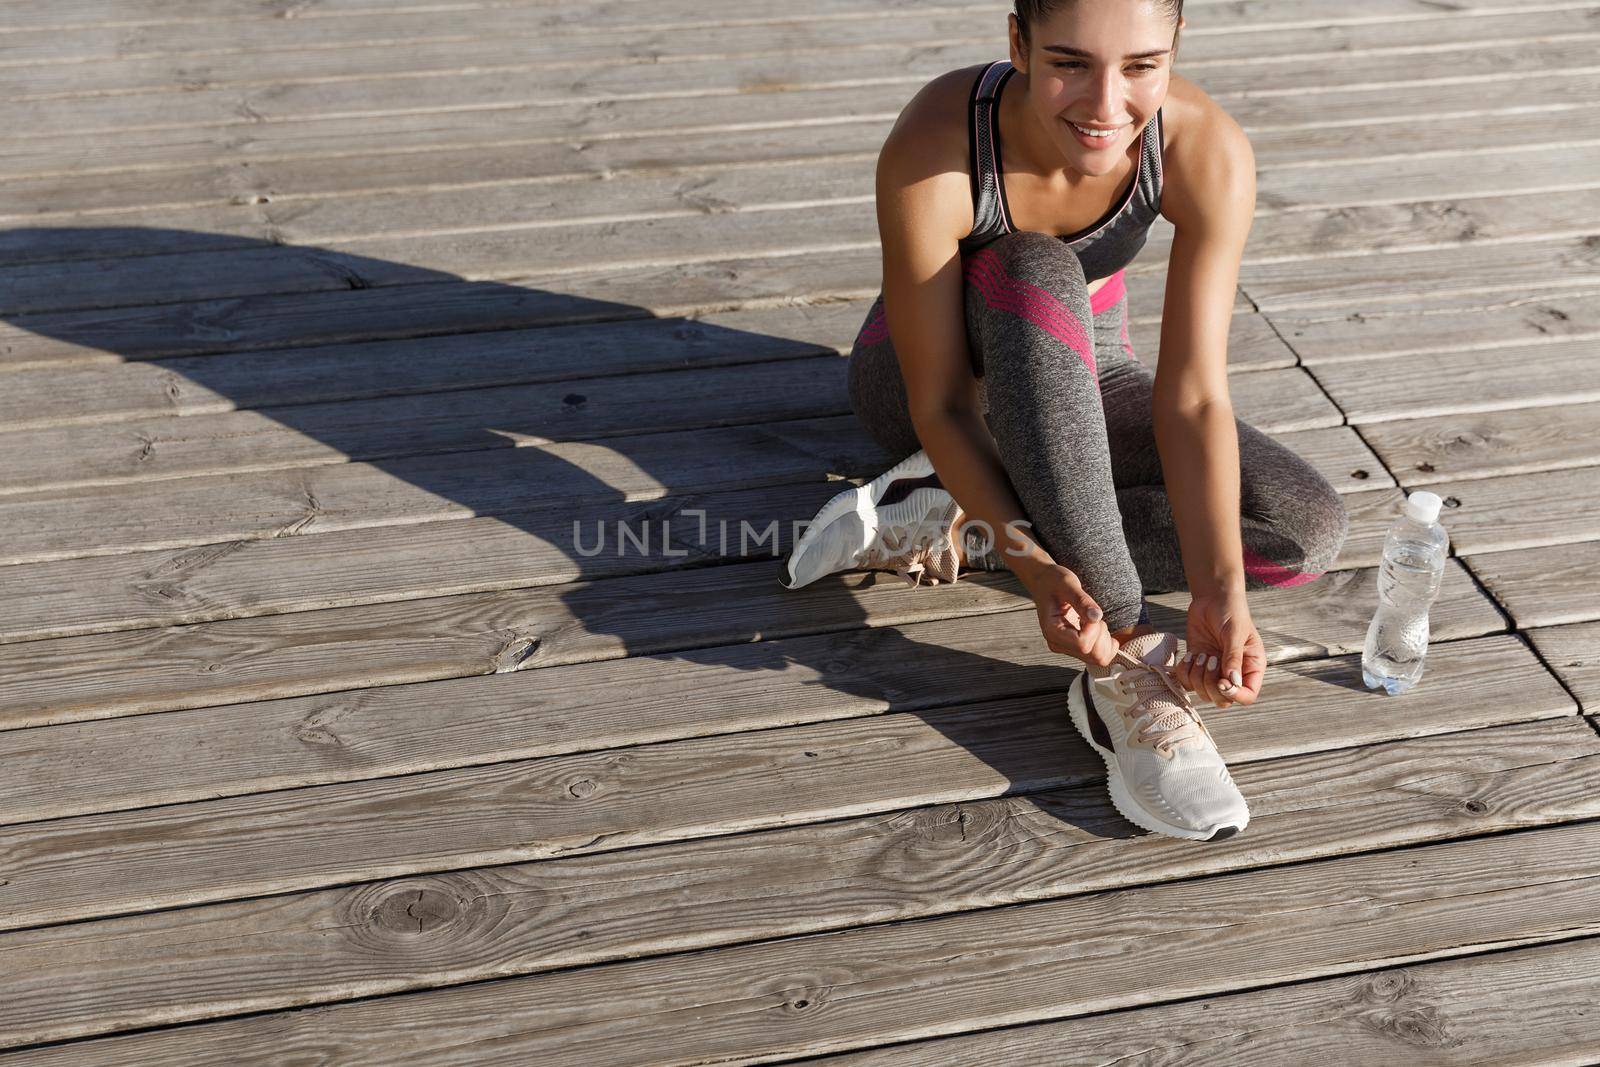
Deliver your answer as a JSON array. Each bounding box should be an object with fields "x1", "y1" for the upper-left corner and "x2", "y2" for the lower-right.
[{"x1": 1361, "y1": 490, "x2": 1449, "y2": 695}]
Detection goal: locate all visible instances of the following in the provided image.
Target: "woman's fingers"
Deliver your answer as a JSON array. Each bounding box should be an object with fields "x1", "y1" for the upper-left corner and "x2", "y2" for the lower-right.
[
  {"x1": 1185, "y1": 648, "x2": 1226, "y2": 706},
  {"x1": 1074, "y1": 617, "x2": 1103, "y2": 656},
  {"x1": 1087, "y1": 625, "x2": 1117, "y2": 667},
  {"x1": 1054, "y1": 578, "x2": 1115, "y2": 666}
]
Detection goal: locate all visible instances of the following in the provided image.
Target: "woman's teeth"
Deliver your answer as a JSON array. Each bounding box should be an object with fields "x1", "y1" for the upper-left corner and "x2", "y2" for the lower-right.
[{"x1": 1072, "y1": 123, "x2": 1119, "y2": 139}]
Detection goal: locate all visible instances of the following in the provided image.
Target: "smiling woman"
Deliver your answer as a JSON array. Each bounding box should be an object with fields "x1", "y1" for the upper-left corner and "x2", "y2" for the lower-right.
[{"x1": 779, "y1": 0, "x2": 1351, "y2": 844}]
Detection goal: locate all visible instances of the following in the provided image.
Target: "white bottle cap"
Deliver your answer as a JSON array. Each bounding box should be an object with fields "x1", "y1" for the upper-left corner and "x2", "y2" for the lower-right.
[{"x1": 1404, "y1": 490, "x2": 1443, "y2": 524}]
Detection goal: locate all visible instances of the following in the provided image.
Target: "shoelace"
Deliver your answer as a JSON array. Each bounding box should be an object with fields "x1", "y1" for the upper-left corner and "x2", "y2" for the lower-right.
[
  {"x1": 1106, "y1": 646, "x2": 1208, "y2": 756},
  {"x1": 858, "y1": 512, "x2": 958, "y2": 588}
]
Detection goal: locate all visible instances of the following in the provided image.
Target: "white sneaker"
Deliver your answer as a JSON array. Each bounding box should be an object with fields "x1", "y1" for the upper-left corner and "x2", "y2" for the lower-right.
[
  {"x1": 781, "y1": 450, "x2": 965, "y2": 590},
  {"x1": 1066, "y1": 630, "x2": 1249, "y2": 842}
]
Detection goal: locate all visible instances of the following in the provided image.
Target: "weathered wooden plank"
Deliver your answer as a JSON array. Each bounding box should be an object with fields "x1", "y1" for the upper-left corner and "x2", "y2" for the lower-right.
[
  {"x1": 15, "y1": 139, "x2": 1600, "y2": 274},
  {"x1": 0, "y1": 364, "x2": 1342, "y2": 559},
  {"x1": 0, "y1": 415, "x2": 869, "y2": 564},
  {"x1": 1252, "y1": 145, "x2": 1600, "y2": 214},
  {"x1": 1466, "y1": 540, "x2": 1600, "y2": 629},
  {"x1": 0, "y1": 0, "x2": 1576, "y2": 39},
  {"x1": 0, "y1": 13, "x2": 1012, "y2": 100},
  {"x1": 10, "y1": 146, "x2": 1599, "y2": 317},
  {"x1": 9, "y1": 180, "x2": 1594, "y2": 320},
  {"x1": 10, "y1": 101, "x2": 1600, "y2": 233},
  {"x1": 0, "y1": 282, "x2": 884, "y2": 369},
  {"x1": 4, "y1": 28, "x2": 1598, "y2": 139},
  {"x1": 0, "y1": 479, "x2": 837, "y2": 642},
  {"x1": 0, "y1": 302, "x2": 1289, "y2": 428},
  {"x1": 807, "y1": 935, "x2": 1600, "y2": 1064},
  {"x1": 0, "y1": 302, "x2": 856, "y2": 423},
  {"x1": 1311, "y1": 337, "x2": 1600, "y2": 424},
  {"x1": 0, "y1": 354, "x2": 865, "y2": 490},
  {"x1": 9, "y1": 2, "x2": 1593, "y2": 96},
  {"x1": 0, "y1": 551, "x2": 1486, "y2": 824},
  {"x1": 0, "y1": 251, "x2": 1212, "y2": 368},
  {"x1": 5, "y1": 814, "x2": 1597, "y2": 1064},
  {"x1": 0, "y1": 425, "x2": 1387, "y2": 645},
  {"x1": 0, "y1": 364, "x2": 1336, "y2": 493},
  {"x1": 1242, "y1": 234, "x2": 1600, "y2": 312},
  {"x1": 0, "y1": 552, "x2": 1500, "y2": 733},
  {"x1": 1530, "y1": 621, "x2": 1600, "y2": 713},
  {"x1": 1272, "y1": 286, "x2": 1600, "y2": 365},
  {"x1": 5, "y1": 64, "x2": 1593, "y2": 183},
  {"x1": 1413, "y1": 464, "x2": 1600, "y2": 555},
  {"x1": 0, "y1": 626, "x2": 1554, "y2": 932},
  {"x1": 1359, "y1": 399, "x2": 1600, "y2": 487},
  {"x1": 0, "y1": 709, "x2": 1585, "y2": 1048}
]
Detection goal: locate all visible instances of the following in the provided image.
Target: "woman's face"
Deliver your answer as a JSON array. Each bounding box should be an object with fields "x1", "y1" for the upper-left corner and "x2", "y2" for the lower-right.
[{"x1": 1008, "y1": 1, "x2": 1181, "y2": 177}]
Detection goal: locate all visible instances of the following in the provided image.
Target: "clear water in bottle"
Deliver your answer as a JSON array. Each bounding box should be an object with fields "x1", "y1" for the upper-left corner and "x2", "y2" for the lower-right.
[{"x1": 1361, "y1": 491, "x2": 1449, "y2": 696}]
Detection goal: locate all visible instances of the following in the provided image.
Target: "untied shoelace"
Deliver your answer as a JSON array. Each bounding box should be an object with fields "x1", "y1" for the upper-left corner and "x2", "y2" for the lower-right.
[{"x1": 858, "y1": 508, "x2": 959, "y2": 588}]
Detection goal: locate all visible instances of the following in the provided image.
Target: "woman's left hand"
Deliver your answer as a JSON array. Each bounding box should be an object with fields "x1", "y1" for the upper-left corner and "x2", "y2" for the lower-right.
[{"x1": 1174, "y1": 590, "x2": 1266, "y2": 709}]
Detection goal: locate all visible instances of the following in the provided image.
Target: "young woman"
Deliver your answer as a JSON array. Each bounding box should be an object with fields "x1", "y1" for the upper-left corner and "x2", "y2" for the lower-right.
[{"x1": 782, "y1": 0, "x2": 1349, "y2": 841}]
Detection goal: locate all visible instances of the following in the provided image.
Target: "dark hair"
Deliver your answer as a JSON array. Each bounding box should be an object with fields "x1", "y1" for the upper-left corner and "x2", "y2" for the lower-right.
[{"x1": 1013, "y1": 0, "x2": 1184, "y2": 47}]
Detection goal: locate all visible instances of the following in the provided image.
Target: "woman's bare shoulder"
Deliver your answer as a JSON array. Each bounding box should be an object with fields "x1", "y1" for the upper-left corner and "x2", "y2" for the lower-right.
[
  {"x1": 1158, "y1": 72, "x2": 1256, "y2": 228},
  {"x1": 1158, "y1": 73, "x2": 1252, "y2": 180},
  {"x1": 877, "y1": 65, "x2": 986, "y2": 242},
  {"x1": 880, "y1": 64, "x2": 985, "y2": 175}
]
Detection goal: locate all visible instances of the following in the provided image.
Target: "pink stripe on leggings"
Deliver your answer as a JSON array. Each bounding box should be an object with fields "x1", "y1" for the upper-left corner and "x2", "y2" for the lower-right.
[
  {"x1": 962, "y1": 249, "x2": 1096, "y2": 378},
  {"x1": 858, "y1": 301, "x2": 889, "y2": 346},
  {"x1": 1089, "y1": 268, "x2": 1126, "y2": 317},
  {"x1": 1243, "y1": 546, "x2": 1321, "y2": 587},
  {"x1": 963, "y1": 251, "x2": 1090, "y2": 351}
]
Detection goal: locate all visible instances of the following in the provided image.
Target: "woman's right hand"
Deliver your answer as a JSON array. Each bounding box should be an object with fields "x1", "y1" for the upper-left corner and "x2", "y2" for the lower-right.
[{"x1": 1022, "y1": 563, "x2": 1119, "y2": 669}]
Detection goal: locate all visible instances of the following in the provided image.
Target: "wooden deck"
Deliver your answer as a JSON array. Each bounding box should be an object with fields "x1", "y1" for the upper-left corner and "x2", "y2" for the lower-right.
[{"x1": 2, "y1": 0, "x2": 1599, "y2": 1061}]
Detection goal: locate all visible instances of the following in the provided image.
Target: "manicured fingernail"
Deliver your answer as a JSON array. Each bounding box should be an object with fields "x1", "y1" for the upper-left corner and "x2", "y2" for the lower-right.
[
  {"x1": 1207, "y1": 655, "x2": 1218, "y2": 672},
  {"x1": 1229, "y1": 669, "x2": 1242, "y2": 687},
  {"x1": 1219, "y1": 679, "x2": 1233, "y2": 692}
]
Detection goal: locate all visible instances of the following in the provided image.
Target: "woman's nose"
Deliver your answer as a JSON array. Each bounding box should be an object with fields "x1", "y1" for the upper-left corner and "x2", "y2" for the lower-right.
[{"x1": 1088, "y1": 70, "x2": 1125, "y2": 120}]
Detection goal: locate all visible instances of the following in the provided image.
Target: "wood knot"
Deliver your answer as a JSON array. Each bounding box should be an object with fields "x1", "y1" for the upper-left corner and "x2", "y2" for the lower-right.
[
  {"x1": 1358, "y1": 968, "x2": 1414, "y2": 1003},
  {"x1": 294, "y1": 708, "x2": 344, "y2": 747},
  {"x1": 1461, "y1": 798, "x2": 1489, "y2": 815},
  {"x1": 568, "y1": 777, "x2": 599, "y2": 799},
  {"x1": 777, "y1": 985, "x2": 828, "y2": 1015},
  {"x1": 372, "y1": 888, "x2": 460, "y2": 936},
  {"x1": 1376, "y1": 1006, "x2": 1452, "y2": 1048}
]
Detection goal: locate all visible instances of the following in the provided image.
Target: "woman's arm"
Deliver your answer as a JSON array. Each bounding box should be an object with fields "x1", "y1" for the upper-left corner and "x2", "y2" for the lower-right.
[
  {"x1": 876, "y1": 90, "x2": 1119, "y2": 665},
  {"x1": 1151, "y1": 89, "x2": 1268, "y2": 706}
]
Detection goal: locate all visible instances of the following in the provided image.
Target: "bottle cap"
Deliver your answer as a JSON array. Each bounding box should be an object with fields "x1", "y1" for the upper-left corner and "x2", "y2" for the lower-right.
[{"x1": 1404, "y1": 490, "x2": 1442, "y2": 525}]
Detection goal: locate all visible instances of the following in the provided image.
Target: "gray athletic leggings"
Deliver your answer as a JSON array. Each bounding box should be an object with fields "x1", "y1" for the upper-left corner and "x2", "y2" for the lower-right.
[{"x1": 847, "y1": 229, "x2": 1350, "y2": 633}]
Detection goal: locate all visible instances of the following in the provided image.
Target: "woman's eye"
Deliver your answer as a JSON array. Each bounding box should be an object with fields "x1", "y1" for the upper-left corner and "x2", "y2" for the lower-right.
[{"x1": 1051, "y1": 62, "x2": 1158, "y2": 73}]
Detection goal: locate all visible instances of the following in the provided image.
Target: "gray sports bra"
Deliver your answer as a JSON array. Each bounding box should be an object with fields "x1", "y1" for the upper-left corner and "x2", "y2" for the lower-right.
[{"x1": 960, "y1": 59, "x2": 1165, "y2": 281}]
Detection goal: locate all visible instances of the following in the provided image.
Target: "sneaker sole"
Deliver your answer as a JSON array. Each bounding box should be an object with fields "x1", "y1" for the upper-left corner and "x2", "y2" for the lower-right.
[
  {"x1": 1067, "y1": 672, "x2": 1244, "y2": 843},
  {"x1": 780, "y1": 452, "x2": 943, "y2": 590}
]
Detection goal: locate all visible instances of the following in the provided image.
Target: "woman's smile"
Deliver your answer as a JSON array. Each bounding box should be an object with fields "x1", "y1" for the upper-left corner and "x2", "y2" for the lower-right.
[{"x1": 1065, "y1": 117, "x2": 1127, "y2": 149}]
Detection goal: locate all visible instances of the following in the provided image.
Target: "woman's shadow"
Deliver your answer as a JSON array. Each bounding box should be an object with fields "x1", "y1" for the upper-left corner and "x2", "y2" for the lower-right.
[{"x1": 1, "y1": 225, "x2": 1147, "y2": 839}]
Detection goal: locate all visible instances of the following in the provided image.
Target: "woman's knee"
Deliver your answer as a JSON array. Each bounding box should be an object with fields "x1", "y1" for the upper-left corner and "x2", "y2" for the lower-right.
[
  {"x1": 1300, "y1": 479, "x2": 1351, "y2": 573},
  {"x1": 963, "y1": 234, "x2": 1097, "y2": 380},
  {"x1": 1254, "y1": 470, "x2": 1350, "y2": 579},
  {"x1": 987, "y1": 230, "x2": 1088, "y2": 286},
  {"x1": 967, "y1": 233, "x2": 1087, "y2": 315}
]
